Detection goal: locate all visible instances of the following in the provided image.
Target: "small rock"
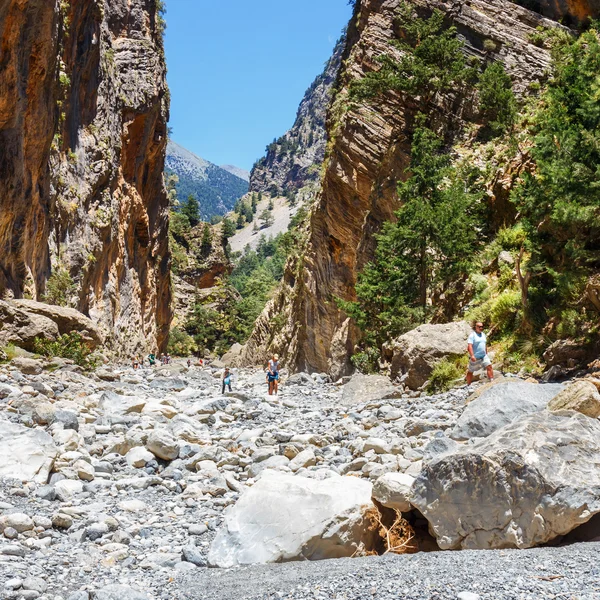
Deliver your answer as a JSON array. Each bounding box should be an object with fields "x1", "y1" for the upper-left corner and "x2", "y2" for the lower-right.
[{"x1": 182, "y1": 544, "x2": 207, "y2": 567}]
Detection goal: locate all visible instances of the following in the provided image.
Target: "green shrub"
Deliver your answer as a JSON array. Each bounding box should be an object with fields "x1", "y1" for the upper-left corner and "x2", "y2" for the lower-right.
[
  {"x1": 351, "y1": 347, "x2": 380, "y2": 374},
  {"x1": 44, "y1": 267, "x2": 75, "y2": 307},
  {"x1": 0, "y1": 344, "x2": 19, "y2": 362},
  {"x1": 427, "y1": 357, "x2": 463, "y2": 394},
  {"x1": 167, "y1": 327, "x2": 197, "y2": 356},
  {"x1": 490, "y1": 290, "x2": 521, "y2": 332},
  {"x1": 33, "y1": 333, "x2": 97, "y2": 369},
  {"x1": 477, "y1": 61, "x2": 517, "y2": 136}
]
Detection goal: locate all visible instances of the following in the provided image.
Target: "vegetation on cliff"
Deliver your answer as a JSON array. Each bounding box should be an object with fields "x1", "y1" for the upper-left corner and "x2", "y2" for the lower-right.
[{"x1": 343, "y1": 5, "x2": 600, "y2": 373}]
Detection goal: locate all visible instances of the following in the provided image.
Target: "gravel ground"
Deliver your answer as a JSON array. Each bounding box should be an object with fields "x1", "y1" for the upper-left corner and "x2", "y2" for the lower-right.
[{"x1": 176, "y1": 543, "x2": 600, "y2": 600}]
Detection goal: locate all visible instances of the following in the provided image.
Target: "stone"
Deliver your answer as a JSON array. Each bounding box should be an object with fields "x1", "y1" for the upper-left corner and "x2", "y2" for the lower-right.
[
  {"x1": 0, "y1": 420, "x2": 58, "y2": 482},
  {"x1": 74, "y1": 459, "x2": 95, "y2": 481},
  {"x1": 96, "y1": 369, "x2": 120, "y2": 382},
  {"x1": 0, "y1": 513, "x2": 34, "y2": 533},
  {"x1": 289, "y1": 448, "x2": 317, "y2": 471},
  {"x1": 52, "y1": 513, "x2": 73, "y2": 529},
  {"x1": 0, "y1": 301, "x2": 59, "y2": 351},
  {"x1": 341, "y1": 374, "x2": 401, "y2": 406},
  {"x1": 372, "y1": 473, "x2": 415, "y2": 513},
  {"x1": 385, "y1": 321, "x2": 472, "y2": 389},
  {"x1": 22, "y1": 577, "x2": 47, "y2": 594},
  {"x1": 543, "y1": 339, "x2": 590, "y2": 368},
  {"x1": 220, "y1": 343, "x2": 243, "y2": 367},
  {"x1": 412, "y1": 411, "x2": 600, "y2": 550},
  {"x1": 146, "y1": 429, "x2": 179, "y2": 461},
  {"x1": 125, "y1": 447, "x2": 154, "y2": 468},
  {"x1": 188, "y1": 523, "x2": 208, "y2": 536},
  {"x1": 3, "y1": 527, "x2": 18, "y2": 539},
  {"x1": 54, "y1": 409, "x2": 79, "y2": 431},
  {"x1": 11, "y1": 357, "x2": 44, "y2": 375},
  {"x1": 182, "y1": 544, "x2": 207, "y2": 567},
  {"x1": 54, "y1": 479, "x2": 84, "y2": 501},
  {"x1": 118, "y1": 500, "x2": 147, "y2": 513},
  {"x1": 92, "y1": 585, "x2": 147, "y2": 600},
  {"x1": 10, "y1": 300, "x2": 103, "y2": 348},
  {"x1": 450, "y1": 381, "x2": 562, "y2": 441},
  {"x1": 247, "y1": 455, "x2": 289, "y2": 478},
  {"x1": 208, "y1": 471, "x2": 376, "y2": 567},
  {"x1": 547, "y1": 380, "x2": 600, "y2": 418}
]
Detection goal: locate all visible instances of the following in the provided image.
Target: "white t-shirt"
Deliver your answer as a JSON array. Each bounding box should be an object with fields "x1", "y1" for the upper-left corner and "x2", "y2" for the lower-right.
[{"x1": 468, "y1": 331, "x2": 487, "y2": 359}]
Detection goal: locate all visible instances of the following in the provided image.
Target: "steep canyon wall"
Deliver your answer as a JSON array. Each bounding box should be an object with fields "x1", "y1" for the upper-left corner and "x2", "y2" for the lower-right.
[
  {"x1": 0, "y1": 0, "x2": 171, "y2": 353},
  {"x1": 243, "y1": 0, "x2": 596, "y2": 379}
]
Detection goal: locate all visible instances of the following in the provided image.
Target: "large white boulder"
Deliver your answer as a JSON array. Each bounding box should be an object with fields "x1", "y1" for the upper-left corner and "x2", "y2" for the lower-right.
[
  {"x1": 411, "y1": 411, "x2": 600, "y2": 550},
  {"x1": 341, "y1": 374, "x2": 401, "y2": 406},
  {"x1": 385, "y1": 321, "x2": 472, "y2": 389},
  {"x1": 208, "y1": 471, "x2": 376, "y2": 567},
  {"x1": 450, "y1": 381, "x2": 562, "y2": 440},
  {"x1": 0, "y1": 420, "x2": 58, "y2": 483}
]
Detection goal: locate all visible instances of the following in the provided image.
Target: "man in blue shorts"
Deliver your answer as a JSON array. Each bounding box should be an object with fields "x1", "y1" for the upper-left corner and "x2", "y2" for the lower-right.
[{"x1": 466, "y1": 322, "x2": 494, "y2": 385}]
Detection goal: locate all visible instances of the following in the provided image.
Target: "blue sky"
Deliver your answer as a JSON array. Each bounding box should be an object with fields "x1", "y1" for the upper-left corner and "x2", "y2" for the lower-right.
[{"x1": 164, "y1": 0, "x2": 352, "y2": 172}]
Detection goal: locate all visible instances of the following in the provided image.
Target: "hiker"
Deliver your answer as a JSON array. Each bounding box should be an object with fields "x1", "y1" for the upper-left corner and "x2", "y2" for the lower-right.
[
  {"x1": 187, "y1": 358, "x2": 192, "y2": 368},
  {"x1": 222, "y1": 367, "x2": 232, "y2": 394},
  {"x1": 132, "y1": 356, "x2": 139, "y2": 370},
  {"x1": 148, "y1": 353, "x2": 156, "y2": 366},
  {"x1": 266, "y1": 353, "x2": 280, "y2": 395},
  {"x1": 466, "y1": 321, "x2": 494, "y2": 385}
]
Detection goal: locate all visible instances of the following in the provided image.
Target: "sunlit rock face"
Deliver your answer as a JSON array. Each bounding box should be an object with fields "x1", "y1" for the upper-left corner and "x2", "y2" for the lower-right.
[
  {"x1": 242, "y1": 0, "x2": 597, "y2": 379},
  {"x1": 0, "y1": 0, "x2": 171, "y2": 354}
]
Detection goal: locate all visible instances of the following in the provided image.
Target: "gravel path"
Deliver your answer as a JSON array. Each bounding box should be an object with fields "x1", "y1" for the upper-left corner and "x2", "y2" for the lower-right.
[{"x1": 177, "y1": 543, "x2": 600, "y2": 600}]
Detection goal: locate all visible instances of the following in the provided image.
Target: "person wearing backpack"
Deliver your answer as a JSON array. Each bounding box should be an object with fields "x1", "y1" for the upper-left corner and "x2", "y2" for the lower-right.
[{"x1": 222, "y1": 367, "x2": 232, "y2": 394}]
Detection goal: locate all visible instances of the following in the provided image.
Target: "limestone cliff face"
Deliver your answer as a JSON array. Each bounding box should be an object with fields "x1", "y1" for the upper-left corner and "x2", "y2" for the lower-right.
[
  {"x1": 0, "y1": 0, "x2": 171, "y2": 354},
  {"x1": 249, "y1": 37, "x2": 345, "y2": 197},
  {"x1": 243, "y1": 0, "x2": 593, "y2": 379}
]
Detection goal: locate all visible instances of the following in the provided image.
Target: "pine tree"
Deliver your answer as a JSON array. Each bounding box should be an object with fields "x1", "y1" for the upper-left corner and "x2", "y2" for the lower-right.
[
  {"x1": 251, "y1": 194, "x2": 257, "y2": 214},
  {"x1": 268, "y1": 197, "x2": 274, "y2": 211},
  {"x1": 200, "y1": 223, "x2": 212, "y2": 258},
  {"x1": 342, "y1": 117, "x2": 481, "y2": 347},
  {"x1": 181, "y1": 195, "x2": 200, "y2": 227},
  {"x1": 221, "y1": 217, "x2": 236, "y2": 240},
  {"x1": 477, "y1": 61, "x2": 517, "y2": 136},
  {"x1": 236, "y1": 212, "x2": 245, "y2": 229},
  {"x1": 259, "y1": 209, "x2": 274, "y2": 229}
]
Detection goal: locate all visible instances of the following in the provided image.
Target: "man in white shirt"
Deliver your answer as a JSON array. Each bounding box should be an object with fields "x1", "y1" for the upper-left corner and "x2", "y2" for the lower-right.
[{"x1": 466, "y1": 322, "x2": 493, "y2": 385}]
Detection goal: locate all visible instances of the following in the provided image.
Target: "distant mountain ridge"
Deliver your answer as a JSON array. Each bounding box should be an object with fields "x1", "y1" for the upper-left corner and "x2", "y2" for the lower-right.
[
  {"x1": 165, "y1": 141, "x2": 248, "y2": 219},
  {"x1": 250, "y1": 36, "x2": 346, "y2": 195},
  {"x1": 220, "y1": 164, "x2": 250, "y2": 182}
]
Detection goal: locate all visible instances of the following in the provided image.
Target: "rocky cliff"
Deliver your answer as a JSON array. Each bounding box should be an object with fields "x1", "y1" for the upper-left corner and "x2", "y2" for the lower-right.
[
  {"x1": 249, "y1": 37, "x2": 346, "y2": 197},
  {"x1": 0, "y1": 0, "x2": 171, "y2": 354},
  {"x1": 242, "y1": 0, "x2": 595, "y2": 379}
]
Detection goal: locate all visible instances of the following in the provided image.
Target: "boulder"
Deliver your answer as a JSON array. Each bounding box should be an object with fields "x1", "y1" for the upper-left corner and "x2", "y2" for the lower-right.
[
  {"x1": 146, "y1": 429, "x2": 179, "y2": 461},
  {"x1": 411, "y1": 411, "x2": 600, "y2": 550},
  {"x1": 547, "y1": 380, "x2": 600, "y2": 418},
  {"x1": 125, "y1": 447, "x2": 154, "y2": 468},
  {"x1": 450, "y1": 381, "x2": 562, "y2": 441},
  {"x1": 11, "y1": 357, "x2": 44, "y2": 375},
  {"x1": 220, "y1": 343, "x2": 243, "y2": 367},
  {"x1": 542, "y1": 339, "x2": 590, "y2": 369},
  {"x1": 372, "y1": 473, "x2": 415, "y2": 513},
  {"x1": 208, "y1": 471, "x2": 376, "y2": 567},
  {"x1": 0, "y1": 300, "x2": 59, "y2": 351},
  {"x1": 385, "y1": 321, "x2": 472, "y2": 389},
  {"x1": 341, "y1": 374, "x2": 401, "y2": 407},
  {"x1": 10, "y1": 299, "x2": 103, "y2": 348},
  {"x1": 0, "y1": 420, "x2": 58, "y2": 482}
]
